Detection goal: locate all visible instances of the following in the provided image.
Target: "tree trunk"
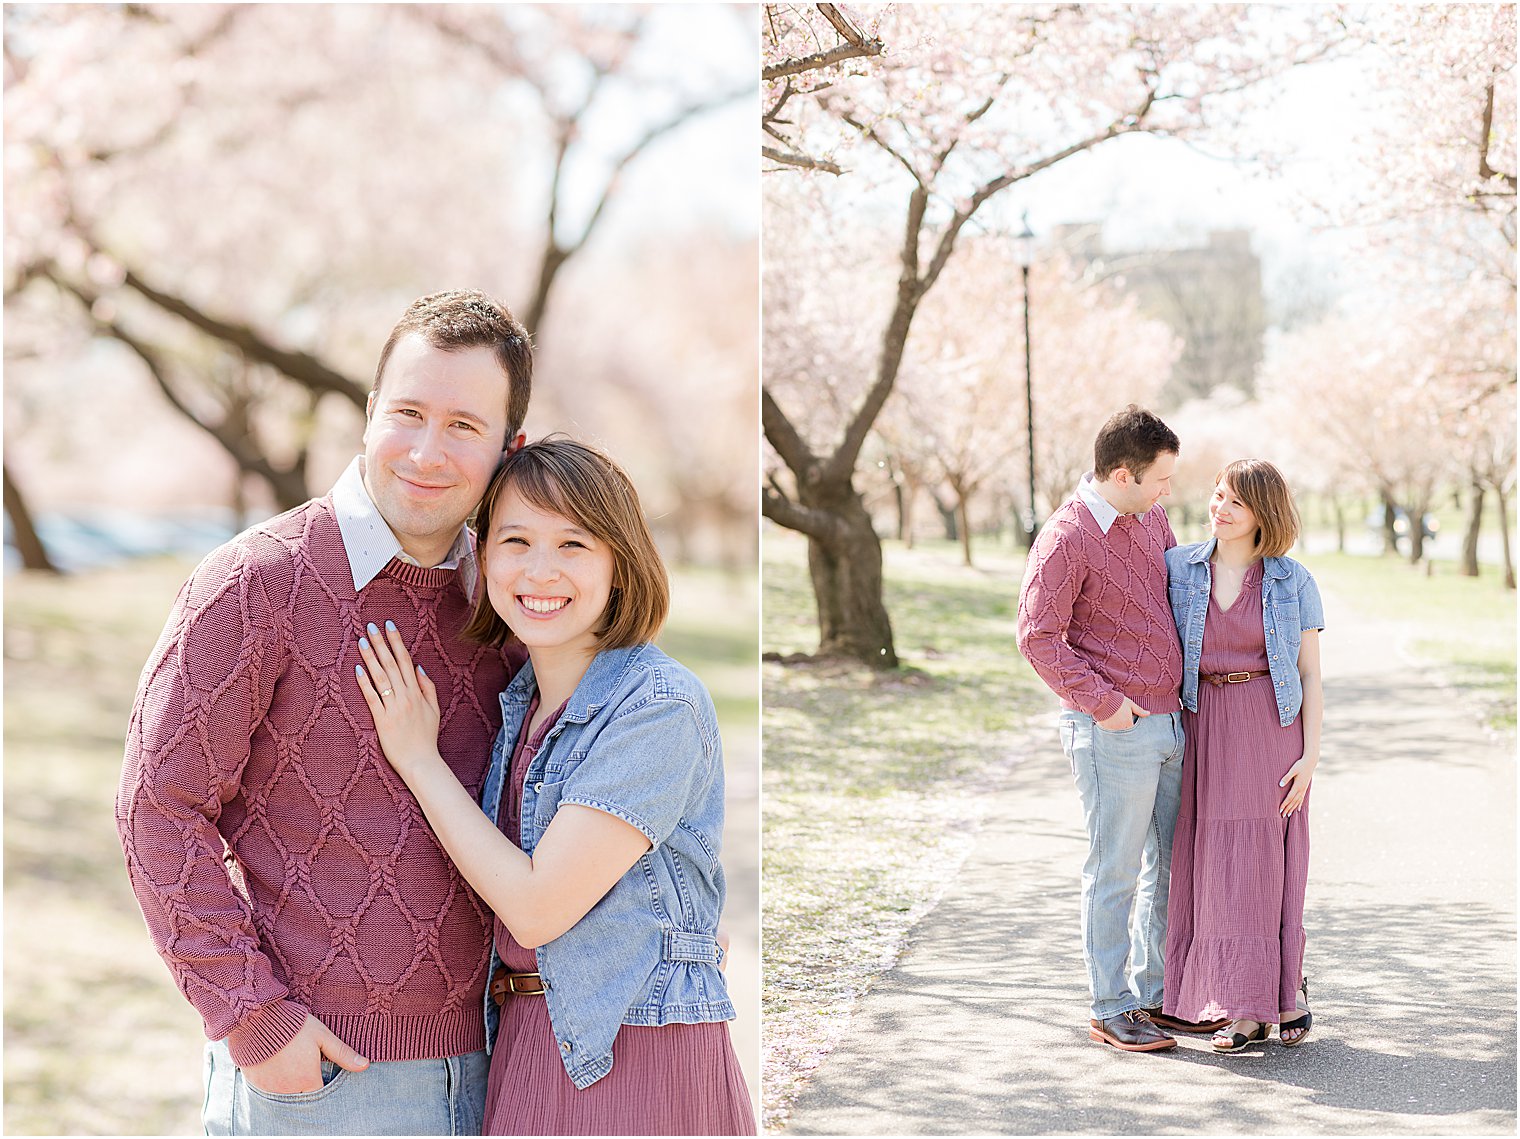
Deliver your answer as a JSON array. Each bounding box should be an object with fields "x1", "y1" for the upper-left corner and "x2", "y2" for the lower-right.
[
  {"x1": 955, "y1": 489, "x2": 973, "y2": 568},
  {"x1": 1331, "y1": 495, "x2": 1345, "y2": 554},
  {"x1": 3, "y1": 462, "x2": 61, "y2": 573},
  {"x1": 1460, "y1": 478, "x2": 1484, "y2": 577},
  {"x1": 933, "y1": 491, "x2": 958, "y2": 541},
  {"x1": 1379, "y1": 489, "x2": 1400, "y2": 556},
  {"x1": 804, "y1": 490, "x2": 898, "y2": 667},
  {"x1": 1406, "y1": 490, "x2": 1431, "y2": 565},
  {"x1": 1496, "y1": 482, "x2": 1516, "y2": 590},
  {"x1": 901, "y1": 474, "x2": 919, "y2": 550}
]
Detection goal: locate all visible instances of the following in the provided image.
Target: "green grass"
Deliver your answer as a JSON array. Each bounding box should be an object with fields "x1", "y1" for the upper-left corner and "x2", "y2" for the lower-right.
[
  {"x1": 1297, "y1": 551, "x2": 1516, "y2": 730},
  {"x1": 4, "y1": 556, "x2": 756, "y2": 1137},
  {"x1": 761, "y1": 532, "x2": 1047, "y2": 1131}
]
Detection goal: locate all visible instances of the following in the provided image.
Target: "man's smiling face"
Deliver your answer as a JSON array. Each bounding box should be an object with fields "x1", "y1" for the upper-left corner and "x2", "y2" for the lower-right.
[{"x1": 362, "y1": 333, "x2": 511, "y2": 567}]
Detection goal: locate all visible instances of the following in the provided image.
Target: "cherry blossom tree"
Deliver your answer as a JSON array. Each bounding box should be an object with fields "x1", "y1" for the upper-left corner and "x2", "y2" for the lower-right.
[
  {"x1": 881, "y1": 239, "x2": 1178, "y2": 566},
  {"x1": 762, "y1": 3, "x2": 1342, "y2": 665},
  {"x1": 762, "y1": 3, "x2": 885, "y2": 175},
  {"x1": 5, "y1": 4, "x2": 755, "y2": 559}
]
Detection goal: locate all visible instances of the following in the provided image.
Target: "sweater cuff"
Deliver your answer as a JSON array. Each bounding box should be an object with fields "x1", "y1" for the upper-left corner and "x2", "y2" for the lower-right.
[
  {"x1": 1089, "y1": 691, "x2": 1126, "y2": 722},
  {"x1": 224, "y1": 998, "x2": 312, "y2": 1068}
]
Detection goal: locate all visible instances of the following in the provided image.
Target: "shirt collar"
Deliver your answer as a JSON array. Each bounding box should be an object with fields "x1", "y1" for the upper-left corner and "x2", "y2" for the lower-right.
[
  {"x1": 1075, "y1": 472, "x2": 1121, "y2": 534},
  {"x1": 330, "y1": 456, "x2": 477, "y2": 597}
]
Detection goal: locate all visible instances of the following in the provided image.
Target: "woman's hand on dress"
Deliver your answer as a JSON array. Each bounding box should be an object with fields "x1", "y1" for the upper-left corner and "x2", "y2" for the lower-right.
[
  {"x1": 356, "y1": 621, "x2": 443, "y2": 782},
  {"x1": 1278, "y1": 755, "x2": 1317, "y2": 817}
]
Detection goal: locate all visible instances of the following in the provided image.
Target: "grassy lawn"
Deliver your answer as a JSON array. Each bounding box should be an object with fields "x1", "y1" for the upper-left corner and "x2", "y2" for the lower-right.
[
  {"x1": 4, "y1": 556, "x2": 756, "y2": 1136},
  {"x1": 1297, "y1": 550, "x2": 1516, "y2": 730},
  {"x1": 762, "y1": 530, "x2": 1047, "y2": 1132}
]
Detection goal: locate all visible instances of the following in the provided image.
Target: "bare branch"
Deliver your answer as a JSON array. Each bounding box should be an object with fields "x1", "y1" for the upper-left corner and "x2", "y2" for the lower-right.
[
  {"x1": 762, "y1": 484, "x2": 838, "y2": 540},
  {"x1": 762, "y1": 387, "x2": 822, "y2": 477},
  {"x1": 762, "y1": 145, "x2": 843, "y2": 175}
]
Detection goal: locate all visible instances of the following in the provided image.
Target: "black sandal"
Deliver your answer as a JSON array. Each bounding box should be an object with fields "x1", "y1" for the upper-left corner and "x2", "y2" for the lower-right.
[
  {"x1": 1280, "y1": 978, "x2": 1312, "y2": 1047},
  {"x1": 1212, "y1": 1020, "x2": 1270, "y2": 1052}
]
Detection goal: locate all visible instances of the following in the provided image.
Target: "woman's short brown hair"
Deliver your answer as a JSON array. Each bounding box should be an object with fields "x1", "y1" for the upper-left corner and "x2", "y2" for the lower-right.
[
  {"x1": 1215, "y1": 458, "x2": 1301, "y2": 558},
  {"x1": 461, "y1": 437, "x2": 669, "y2": 651}
]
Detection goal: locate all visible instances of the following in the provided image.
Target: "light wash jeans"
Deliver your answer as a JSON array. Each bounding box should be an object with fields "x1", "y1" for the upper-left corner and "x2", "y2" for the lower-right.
[
  {"x1": 1059, "y1": 708, "x2": 1184, "y2": 1021},
  {"x1": 202, "y1": 1038, "x2": 488, "y2": 1136}
]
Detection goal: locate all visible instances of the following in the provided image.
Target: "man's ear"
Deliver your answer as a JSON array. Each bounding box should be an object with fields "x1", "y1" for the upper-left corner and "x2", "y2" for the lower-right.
[
  {"x1": 1112, "y1": 466, "x2": 1133, "y2": 489},
  {"x1": 503, "y1": 431, "x2": 526, "y2": 457},
  {"x1": 362, "y1": 390, "x2": 376, "y2": 441}
]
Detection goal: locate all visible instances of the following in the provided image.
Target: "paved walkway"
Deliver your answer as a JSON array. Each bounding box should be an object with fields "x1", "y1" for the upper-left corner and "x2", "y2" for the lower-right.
[{"x1": 785, "y1": 587, "x2": 1516, "y2": 1135}]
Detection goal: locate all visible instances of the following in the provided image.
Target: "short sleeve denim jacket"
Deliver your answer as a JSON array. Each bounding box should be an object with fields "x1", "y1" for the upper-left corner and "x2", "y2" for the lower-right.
[
  {"x1": 478, "y1": 642, "x2": 734, "y2": 1090},
  {"x1": 1165, "y1": 540, "x2": 1326, "y2": 727}
]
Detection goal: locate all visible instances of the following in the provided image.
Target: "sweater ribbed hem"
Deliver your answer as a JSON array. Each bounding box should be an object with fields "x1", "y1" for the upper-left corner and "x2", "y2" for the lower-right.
[
  {"x1": 317, "y1": 1006, "x2": 488, "y2": 1063},
  {"x1": 1064, "y1": 691, "x2": 1182, "y2": 719},
  {"x1": 225, "y1": 997, "x2": 312, "y2": 1067}
]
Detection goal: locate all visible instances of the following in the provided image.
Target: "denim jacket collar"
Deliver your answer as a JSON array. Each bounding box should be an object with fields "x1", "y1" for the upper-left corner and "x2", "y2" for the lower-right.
[
  {"x1": 1183, "y1": 537, "x2": 1292, "y2": 580},
  {"x1": 498, "y1": 643, "x2": 646, "y2": 724}
]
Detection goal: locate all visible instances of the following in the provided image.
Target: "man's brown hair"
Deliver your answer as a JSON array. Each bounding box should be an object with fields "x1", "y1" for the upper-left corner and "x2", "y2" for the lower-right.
[
  {"x1": 463, "y1": 437, "x2": 670, "y2": 651},
  {"x1": 1093, "y1": 404, "x2": 1180, "y2": 480},
  {"x1": 1215, "y1": 458, "x2": 1301, "y2": 558},
  {"x1": 373, "y1": 290, "x2": 534, "y2": 443}
]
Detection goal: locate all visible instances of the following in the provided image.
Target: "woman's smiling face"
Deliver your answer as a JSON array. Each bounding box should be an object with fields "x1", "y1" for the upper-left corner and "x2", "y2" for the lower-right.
[
  {"x1": 1208, "y1": 477, "x2": 1259, "y2": 544},
  {"x1": 483, "y1": 484, "x2": 615, "y2": 660}
]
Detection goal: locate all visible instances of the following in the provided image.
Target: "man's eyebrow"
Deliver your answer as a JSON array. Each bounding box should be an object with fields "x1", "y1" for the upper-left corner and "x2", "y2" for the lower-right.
[{"x1": 380, "y1": 395, "x2": 489, "y2": 426}]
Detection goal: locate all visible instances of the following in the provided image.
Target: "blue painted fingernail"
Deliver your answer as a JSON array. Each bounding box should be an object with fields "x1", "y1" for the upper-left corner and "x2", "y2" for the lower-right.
[
  {"x1": 360, "y1": 637, "x2": 370, "y2": 650},
  {"x1": 385, "y1": 620, "x2": 397, "y2": 633},
  {"x1": 355, "y1": 664, "x2": 364, "y2": 676},
  {"x1": 367, "y1": 622, "x2": 379, "y2": 635},
  {"x1": 417, "y1": 665, "x2": 426, "y2": 676}
]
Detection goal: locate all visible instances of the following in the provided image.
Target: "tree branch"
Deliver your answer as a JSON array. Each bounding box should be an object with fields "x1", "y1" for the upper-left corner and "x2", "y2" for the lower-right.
[
  {"x1": 46, "y1": 268, "x2": 301, "y2": 494},
  {"x1": 762, "y1": 145, "x2": 843, "y2": 175},
  {"x1": 107, "y1": 259, "x2": 366, "y2": 407},
  {"x1": 1478, "y1": 81, "x2": 1518, "y2": 190},
  {"x1": 762, "y1": 484, "x2": 837, "y2": 540},
  {"x1": 762, "y1": 387, "x2": 822, "y2": 477},
  {"x1": 764, "y1": 36, "x2": 884, "y2": 82}
]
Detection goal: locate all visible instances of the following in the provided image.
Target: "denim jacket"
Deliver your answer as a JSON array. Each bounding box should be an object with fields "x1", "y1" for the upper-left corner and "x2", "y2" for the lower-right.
[
  {"x1": 478, "y1": 643, "x2": 733, "y2": 1090},
  {"x1": 1165, "y1": 540, "x2": 1325, "y2": 727}
]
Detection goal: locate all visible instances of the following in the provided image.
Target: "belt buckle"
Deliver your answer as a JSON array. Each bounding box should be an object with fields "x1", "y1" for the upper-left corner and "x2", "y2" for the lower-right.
[
  {"x1": 507, "y1": 972, "x2": 544, "y2": 995},
  {"x1": 1225, "y1": 671, "x2": 1251, "y2": 683}
]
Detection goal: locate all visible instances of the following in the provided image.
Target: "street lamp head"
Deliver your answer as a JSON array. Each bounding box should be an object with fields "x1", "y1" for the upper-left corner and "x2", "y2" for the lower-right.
[{"x1": 1012, "y1": 211, "x2": 1036, "y2": 268}]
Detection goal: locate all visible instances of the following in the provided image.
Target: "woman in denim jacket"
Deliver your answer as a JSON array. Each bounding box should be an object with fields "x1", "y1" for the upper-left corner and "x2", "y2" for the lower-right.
[
  {"x1": 1160, "y1": 459, "x2": 1324, "y2": 1055},
  {"x1": 357, "y1": 439, "x2": 754, "y2": 1135}
]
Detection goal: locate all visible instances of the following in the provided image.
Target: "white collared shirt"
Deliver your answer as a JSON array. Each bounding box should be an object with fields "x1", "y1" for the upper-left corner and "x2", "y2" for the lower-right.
[
  {"x1": 1074, "y1": 472, "x2": 1124, "y2": 534},
  {"x1": 330, "y1": 457, "x2": 477, "y2": 598}
]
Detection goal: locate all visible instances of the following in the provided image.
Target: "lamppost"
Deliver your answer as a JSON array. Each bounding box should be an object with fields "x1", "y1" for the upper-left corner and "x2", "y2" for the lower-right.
[{"x1": 1012, "y1": 213, "x2": 1038, "y2": 546}]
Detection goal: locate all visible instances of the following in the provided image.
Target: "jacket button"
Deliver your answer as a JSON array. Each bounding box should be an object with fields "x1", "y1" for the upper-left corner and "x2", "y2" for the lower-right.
[
  {"x1": 534, "y1": 782, "x2": 544, "y2": 792},
  {"x1": 560, "y1": 1041, "x2": 572, "y2": 1054}
]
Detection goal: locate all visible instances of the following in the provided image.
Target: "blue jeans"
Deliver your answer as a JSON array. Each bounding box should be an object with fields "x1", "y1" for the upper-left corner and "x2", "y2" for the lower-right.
[
  {"x1": 1059, "y1": 709, "x2": 1184, "y2": 1020},
  {"x1": 202, "y1": 1038, "x2": 488, "y2": 1136}
]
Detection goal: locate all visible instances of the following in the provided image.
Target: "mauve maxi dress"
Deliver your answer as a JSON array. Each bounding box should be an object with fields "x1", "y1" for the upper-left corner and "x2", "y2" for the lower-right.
[
  {"x1": 481, "y1": 694, "x2": 756, "y2": 1137},
  {"x1": 1163, "y1": 561, "x2": 1310, "y2": 1026}
]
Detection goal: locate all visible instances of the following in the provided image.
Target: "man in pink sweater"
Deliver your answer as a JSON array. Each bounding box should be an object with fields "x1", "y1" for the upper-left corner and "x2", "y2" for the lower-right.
[
  {"x1": 1016, "y1": 406, "x2": 1211, "y2": 1053},
  {"x1": 118, "y1": 290, "x2": 532, "y2": 1133}
]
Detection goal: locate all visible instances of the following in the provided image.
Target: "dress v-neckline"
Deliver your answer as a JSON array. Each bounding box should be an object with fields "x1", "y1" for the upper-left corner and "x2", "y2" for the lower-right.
[{"x1": 1210, "y1": 560, "x2": 1259, "y2": 614}]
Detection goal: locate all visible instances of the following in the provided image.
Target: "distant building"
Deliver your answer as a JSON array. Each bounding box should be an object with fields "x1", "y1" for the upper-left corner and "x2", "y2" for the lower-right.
[{"x1": 1053, "y1": 223, "x2": 1266, "y2": 407}]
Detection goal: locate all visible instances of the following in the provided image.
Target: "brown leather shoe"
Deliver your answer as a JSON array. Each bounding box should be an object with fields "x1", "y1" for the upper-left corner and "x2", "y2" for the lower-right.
[
  {"x1": 1088, "y1": 1009, "x2": 1177, "y2": 1051},
  {"x1": 1143, "y1": 1007, "x2": 1230, "y2": 1033}
]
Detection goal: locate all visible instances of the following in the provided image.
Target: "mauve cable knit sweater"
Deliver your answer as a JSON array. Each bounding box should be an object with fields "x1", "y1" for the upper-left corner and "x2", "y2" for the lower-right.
[
  {"x1": 1016, "y1": 497, "x2": 1182, "y2": 721},
  {"x1": 117, "y1": 496, "x2": 517, "y2": 1068}
]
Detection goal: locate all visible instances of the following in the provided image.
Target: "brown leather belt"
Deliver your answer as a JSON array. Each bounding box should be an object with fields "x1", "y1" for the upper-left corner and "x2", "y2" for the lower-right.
[
  {"x1": 490, "y1": 966, "x2": 546, "y2": 1004},
  {"x1": 1201, "y1": 670, "x2": 1270, "y2": 687}
]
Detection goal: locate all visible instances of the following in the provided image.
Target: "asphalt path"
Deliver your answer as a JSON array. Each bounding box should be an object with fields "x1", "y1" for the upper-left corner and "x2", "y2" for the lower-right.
[{"x1": 784, "y1": 584, "x2": 1516, "y2": 1135}]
